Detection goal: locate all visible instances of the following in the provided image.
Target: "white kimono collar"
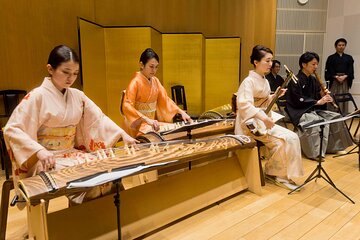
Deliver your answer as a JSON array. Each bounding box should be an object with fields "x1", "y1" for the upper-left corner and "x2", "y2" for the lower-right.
[
  {"x1": 41, "y1": 77, "x2": 69, "y2": 100},
  {"x1": 249, "y1": 70, "x2": 267, "y2": 82}
]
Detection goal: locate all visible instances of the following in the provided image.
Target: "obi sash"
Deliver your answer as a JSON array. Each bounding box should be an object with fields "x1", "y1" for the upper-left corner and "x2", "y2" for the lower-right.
[
  {"x1": 37, "y1": 126, "x2": 76, "y2": 150},
  {"x1": 135, "y1": 101, "x2": 157, "y2": 119}
]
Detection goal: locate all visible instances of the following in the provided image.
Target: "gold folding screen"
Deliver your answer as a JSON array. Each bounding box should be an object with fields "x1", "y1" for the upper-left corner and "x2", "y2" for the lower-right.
[
  {"x1": 205, "y1": 38, "x2": 241, "y2": 110},
  {"x1": 78, "y1": 19, "x2": 162, "y2": 127},
  {"x1": 78, "y1": 19, "x2": 240, "y2": 125},
  {"x1": 79, "y1": 19, "x2": 107, "y2": 112},
  {"x1": 162, "y1": 34, "x2": 205, "y2": 116},
  {"x1": 104, "y1": 27, "x2": 162, "y2": 126}
]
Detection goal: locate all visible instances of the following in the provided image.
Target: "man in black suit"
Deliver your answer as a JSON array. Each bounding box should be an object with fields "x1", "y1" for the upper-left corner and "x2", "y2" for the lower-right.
[{"x1": 266, "y1": 59, "x2": 284, "y2": 93}]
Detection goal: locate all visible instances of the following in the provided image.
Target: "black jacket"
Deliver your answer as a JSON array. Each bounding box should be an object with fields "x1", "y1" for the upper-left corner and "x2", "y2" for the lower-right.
[
  {"x1": 325, "y1": 52, "x2": 354, "y2": 89},
  {"x1": 286, "y1": 71, "x2": 326, "y2": 125}
]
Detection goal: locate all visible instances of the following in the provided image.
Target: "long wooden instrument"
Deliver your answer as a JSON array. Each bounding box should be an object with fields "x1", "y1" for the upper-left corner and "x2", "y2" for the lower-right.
[
  {"x1": 314, "y1": 72, "x2": 339, "y2": 110},
  {"x1": 162, "y1": 119, "x2": 234, "y2": 141},
  {"x1": 138, "y1": 119, "x2": 235, "y2": 142},
  {"x1": 18, "y1": 135, "x2": 253, "y2": 204},
  {"x1": 264, "y1": 65, "x2": 296, "y2": 114},
  {"x1": 246, "y1": 65, "x2": 297, "y2": 136},
  {"x1": 157, "y1": 119, "x2": 225, "y2": 135}
]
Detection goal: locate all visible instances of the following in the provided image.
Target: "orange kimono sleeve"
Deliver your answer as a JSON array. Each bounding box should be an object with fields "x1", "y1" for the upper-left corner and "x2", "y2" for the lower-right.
[
  {"x1": 75, "y1": 93, "x2": 123, "y2": 152},
  {"x1": 155, "y1": 79, "x2": 180, "y2": 122},
  {"x1": 122, "y1": 77, "x2": 145, "y2": 133}
]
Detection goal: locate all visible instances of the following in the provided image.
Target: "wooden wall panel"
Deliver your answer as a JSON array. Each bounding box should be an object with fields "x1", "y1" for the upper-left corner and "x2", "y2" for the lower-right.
[
  {"x1": 219, "y1": 0, "x2": 276, "y2": 81},
  {"x1": 94, "y1": 0, "x2": 220, "y2": 36},
  {"x1": 79, "y1": 19, "x2": 107, "y2": 113},
  {"x1": 254, "y1": 0, "x2": 277, "y2": 50},
  {"x1": 205, "y1": 38, "x2": 240, "y2": 110},
  {"x1": 0, "y1": 0, "x2": 95, "y2": 91},
  {"x1": 0, "y1": 0, "x2": 277, "y2": 120},
  {"x1": 162, "y1": 34, "x2": 205, "y2": 115}
]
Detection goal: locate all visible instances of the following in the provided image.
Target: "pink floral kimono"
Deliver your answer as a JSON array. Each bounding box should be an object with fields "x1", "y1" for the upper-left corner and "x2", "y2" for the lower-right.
[{"x1": 4, "y1": 77, "x2": 124, "y2": 203}]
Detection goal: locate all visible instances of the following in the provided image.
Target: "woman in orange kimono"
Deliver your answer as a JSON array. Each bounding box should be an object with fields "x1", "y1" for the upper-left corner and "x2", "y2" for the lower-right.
[{"x1": 123, "y1": 48, "x2": 192, "y2": 137}]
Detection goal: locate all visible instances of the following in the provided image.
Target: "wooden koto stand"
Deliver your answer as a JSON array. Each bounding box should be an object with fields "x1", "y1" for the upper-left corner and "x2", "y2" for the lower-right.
[{"x1": 20, "y1": 135, "x2": 261, "y2": 240}]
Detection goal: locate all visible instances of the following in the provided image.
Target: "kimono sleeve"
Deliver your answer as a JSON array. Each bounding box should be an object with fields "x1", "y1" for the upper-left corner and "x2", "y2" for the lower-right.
[
  {"x1": 75, "y1": 93, "x2": 123, "y2": 151},
  {"x1": 325, "y1": 55, "x2": 336, "y2": 82},
  {"x1": 155, "y1": 79, "x2": 179, "y2": 122},
  {"x1": 347, "y1": 55, "x2": 355, "y2": 88},
  {"x1": 122, "y1": 79, "x2": 144, "y2": 129},
  {"x1": 237, "y1": 79, "x2": 263, "y2": 121},
  {"x1": 3, "y1": 91, "x2": 45, "y2": 169}
]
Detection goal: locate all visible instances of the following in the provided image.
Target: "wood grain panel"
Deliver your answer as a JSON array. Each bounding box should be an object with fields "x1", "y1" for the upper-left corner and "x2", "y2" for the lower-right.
[
  {"x1": 0, "y1": 0, "x2": 95, "y2": 91},
  {"x1": 94, "y1": 0, "x2": 220, "y2": 36},
  {"x1": 0, "y1": 0, "x2": 276, "y2": 101},
  {"x1": 19, "y1": 136, "x2": 250, "y2": 204},
  {"x1": 7, "y1": 143, "x2": 360, "y2": 239},
  {"x1": 41, "y1": 155, "x2": 248, "y2": 239},
  {"x1": 219, "y1": 0, "x2": 276, "y2": 81},
  {"x1": 205, "y1": 38, "x2": 240, "y2": 110},
  {"x1": 162, "y1": 34, "x2": 205, "y2": 115}
]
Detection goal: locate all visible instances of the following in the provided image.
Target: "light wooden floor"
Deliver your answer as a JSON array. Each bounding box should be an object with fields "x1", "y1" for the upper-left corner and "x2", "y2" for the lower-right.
[
  {"x1": 2, "y1": 138, "x2": 360, "y2": 239},
  {"x1": 145, "y1": 151, "x2": 360, "y2": 240}
]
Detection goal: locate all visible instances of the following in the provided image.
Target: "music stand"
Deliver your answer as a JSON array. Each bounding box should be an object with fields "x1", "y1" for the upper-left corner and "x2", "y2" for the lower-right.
[
  {"x1": 67, "y1": 161, "x2": 177, "y2": 240},
  {"x1": 333, "y1": 111, "x2": 360, "y2": 170},
  {"x1": 288, "y1": 115, "x2": 356, "y2": 204}
]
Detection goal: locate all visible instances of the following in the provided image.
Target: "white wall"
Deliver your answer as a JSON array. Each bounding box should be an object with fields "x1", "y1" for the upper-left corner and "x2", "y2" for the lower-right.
[
  {"x1": 275, "y1": 0, "x2": 328, "y2": 77},
  {"x1": 324, "y1": 0, "x2": 360, "y2": 108}
]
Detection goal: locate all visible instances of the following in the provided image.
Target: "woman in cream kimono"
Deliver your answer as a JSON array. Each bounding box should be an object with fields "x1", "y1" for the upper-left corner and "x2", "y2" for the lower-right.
[
  {"x1": 4, "y1": 45, "x2": 137, "y2": 205},
  {"x1": 235, "y1": 45, "x2": 304, "y2": 190},
  {"x1": 123, "y1": 48, "x2": 192, "y2": 137}
]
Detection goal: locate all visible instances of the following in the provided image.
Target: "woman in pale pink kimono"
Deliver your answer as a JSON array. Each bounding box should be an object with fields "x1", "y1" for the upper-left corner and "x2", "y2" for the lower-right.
[
  {"x1": 235, "y1": 45, "x2": 304, "y2": 190},
  {"x1": 4, "y1": 45, "x2": 137, "y2": 204},
  {"x1": 123, "y1": 48, "x2": 192, "y2": 137}
]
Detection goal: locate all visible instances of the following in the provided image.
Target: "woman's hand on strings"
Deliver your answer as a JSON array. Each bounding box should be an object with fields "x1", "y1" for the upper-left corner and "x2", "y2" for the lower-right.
[
  {"x1": 143, "y1": 116, "x2": 160, "y2": 131},
  {"x1": 178, "y1": 109, "x2": 193, "y2": 123},
  {"x1": 151, "y1": 119, "x2": 160, "y2": 131},
  {"x1": 278, "y1": 88, "x2": 287, "y2": 98},
  {"x1": 121, "y1": 131, "x2": 139, "y2": 145},
  {"x1": 36, "y1": 149, "x2": 55, "y2": 172},
  {"x1": 256, "y1": 111, "x2": 275, "y2": 130},
  {"x1": 263, "y1": 116, "x2": 275, "y2": 129},
  {"x1": 270, "y1": 87, "x2": 286, "y2": 101}
]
